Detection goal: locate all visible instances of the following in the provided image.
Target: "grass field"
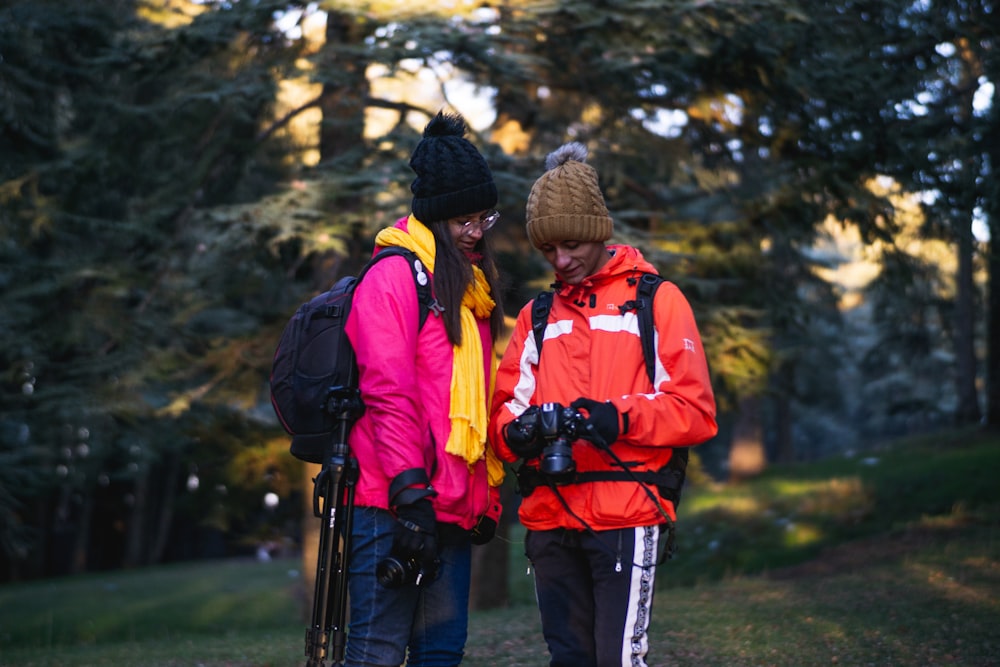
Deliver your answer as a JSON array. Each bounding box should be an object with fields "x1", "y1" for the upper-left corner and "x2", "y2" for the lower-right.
[{"x1": 2, "y1": 428, "x2": 998, "y2": 666}]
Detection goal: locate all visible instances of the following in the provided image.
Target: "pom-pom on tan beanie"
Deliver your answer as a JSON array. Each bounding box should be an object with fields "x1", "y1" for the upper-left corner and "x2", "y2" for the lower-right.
[{"x1": 525, "y1": 142, "x2": 613, "y2": 248}]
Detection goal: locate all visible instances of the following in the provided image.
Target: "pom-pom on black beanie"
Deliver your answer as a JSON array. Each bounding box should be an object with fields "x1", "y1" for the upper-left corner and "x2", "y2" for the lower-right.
[{"x1": 409, "y1": 111, "x2": 498, "y2": 223}]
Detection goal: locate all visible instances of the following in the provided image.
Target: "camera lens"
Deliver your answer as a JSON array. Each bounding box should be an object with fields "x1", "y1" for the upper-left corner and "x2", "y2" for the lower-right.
[
  {"x1": 540, "y1": 442, "x2": 575, "y2": 479},
  {"x1": 377, "y1": 555, "x2": 438, "y2": 588},
  {"x1": 376, "y1": 556, "x2": 414, "y2": 589}
]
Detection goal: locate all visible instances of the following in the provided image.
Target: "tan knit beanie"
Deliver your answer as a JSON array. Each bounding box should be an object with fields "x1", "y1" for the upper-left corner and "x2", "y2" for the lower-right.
[{"x1": 525, "y1": 142, "x2": 613, "y2": 248}]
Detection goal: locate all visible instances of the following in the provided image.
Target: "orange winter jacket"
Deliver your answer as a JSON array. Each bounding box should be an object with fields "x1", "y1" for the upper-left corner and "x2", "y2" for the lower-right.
[{"x1": 488, "y1": 245, "x2": 718, "y2": 532}]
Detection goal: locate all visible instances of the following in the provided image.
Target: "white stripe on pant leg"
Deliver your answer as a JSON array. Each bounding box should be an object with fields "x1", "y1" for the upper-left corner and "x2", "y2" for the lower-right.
[{"x1": 621, "y1": 525, "x2": 659, "y2": 667}]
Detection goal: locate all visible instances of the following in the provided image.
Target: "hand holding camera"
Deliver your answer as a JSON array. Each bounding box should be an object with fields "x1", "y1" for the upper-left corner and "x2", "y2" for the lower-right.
[
  {"x1": 504, "y1": 405, "x2": 545, "y2": 458},
  {"x1": 505, "y1": 402, "x2": 587, "y2": 481},
  {"x1": 378, "y1": 498, "x2": 439, "y2": 588},
  {"x1": 469, "y1": 515, "x2": 498, "y2": 545},
  {"x1": 570, "y1": 397, "x2": 623, "y2": 448}
]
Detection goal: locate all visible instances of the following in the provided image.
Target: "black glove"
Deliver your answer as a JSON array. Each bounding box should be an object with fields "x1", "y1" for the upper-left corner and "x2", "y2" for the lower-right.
[
  {"x1": 469, "y1": 515, "x2": 498, "y2": 545},
  {"x1": 570, "y1": 398, "x2": 623, "y2": 448},
  {"x1": 503, "y1": 405, "x2": 544, "y2": 458},
  {"x1": 392, "y1": 498, "x2": 438, "y2": 574}
]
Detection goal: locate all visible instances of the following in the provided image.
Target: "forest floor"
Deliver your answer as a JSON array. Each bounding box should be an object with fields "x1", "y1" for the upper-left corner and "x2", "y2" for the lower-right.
[
  {"x1": 2, "y1": 428, "x2": 998, "y2": 666},
  {"x1": 463, "y1": 514, "x2": 999, "y2": 666}
]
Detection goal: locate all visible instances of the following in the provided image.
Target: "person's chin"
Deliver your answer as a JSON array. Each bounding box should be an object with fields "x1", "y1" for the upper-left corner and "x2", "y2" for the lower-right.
[{"x1": 558, "y1": 272, "x2": 582, "y2": 285}]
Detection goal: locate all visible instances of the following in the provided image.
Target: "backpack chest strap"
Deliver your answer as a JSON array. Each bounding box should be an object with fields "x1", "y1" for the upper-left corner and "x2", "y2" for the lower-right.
[{"x1": 514, "y1": 463, "x2": 685, "y2": 505}]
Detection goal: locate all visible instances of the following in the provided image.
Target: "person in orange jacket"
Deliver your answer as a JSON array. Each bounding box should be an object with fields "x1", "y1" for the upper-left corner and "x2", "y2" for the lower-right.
[{"x1": 489, "y1": 142, "x2": 718, "y2": 667}]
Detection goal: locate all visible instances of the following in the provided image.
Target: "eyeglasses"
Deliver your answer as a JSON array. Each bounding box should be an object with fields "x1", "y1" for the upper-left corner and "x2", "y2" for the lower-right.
[{"x1": 455, "y1": 210, "x2": 500, "y2": 234}]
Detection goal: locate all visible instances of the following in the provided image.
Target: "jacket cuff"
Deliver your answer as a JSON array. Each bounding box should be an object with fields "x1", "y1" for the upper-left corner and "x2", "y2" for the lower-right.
[{"x1": 388, "y1": 468, "x2": 436, "y2": 508}]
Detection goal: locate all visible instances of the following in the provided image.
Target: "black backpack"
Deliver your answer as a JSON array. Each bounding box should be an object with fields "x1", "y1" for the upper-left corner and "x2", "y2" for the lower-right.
[
  {"x1": 270, "y1": 247, "x2": 438, "y2": 463},
  {"x1": 529, "y1": 273, "x2": 689, "y2": 506}
]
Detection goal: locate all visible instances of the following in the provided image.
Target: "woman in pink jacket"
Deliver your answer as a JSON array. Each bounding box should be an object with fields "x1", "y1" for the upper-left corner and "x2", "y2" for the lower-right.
[{"x1": 343, "y1": 112, "x2": 505, "y2": 667}]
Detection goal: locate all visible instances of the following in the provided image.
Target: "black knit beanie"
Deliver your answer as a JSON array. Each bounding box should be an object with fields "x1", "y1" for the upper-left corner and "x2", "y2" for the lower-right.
[{"x1": 409, "y1": 112, "x2": 498, "y2": 223}]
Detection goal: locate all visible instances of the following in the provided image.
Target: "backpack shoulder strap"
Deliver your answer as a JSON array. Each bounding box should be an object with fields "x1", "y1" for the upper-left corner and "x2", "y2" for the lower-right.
[
  {"x1": 531, "y1": 290, "x2": 554, "y2": 356},
  {"x1": 531, "y1": 274, "x2": 664, "y2": 382},
  {"x1": 357, "y1": 247, "x2": 440, "y2": 328},
  {"x1": 634, "y1": 273, "x2": 687, "y2": 491},
  {"x1": 635, "y1": 273, "x2": 666, "y2": 385}
]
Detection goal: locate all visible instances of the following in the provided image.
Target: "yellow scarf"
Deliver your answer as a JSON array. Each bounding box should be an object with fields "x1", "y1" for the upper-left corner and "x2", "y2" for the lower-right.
[{"x1": 375, "y1": 216, "x2": 505, "y2": 487}]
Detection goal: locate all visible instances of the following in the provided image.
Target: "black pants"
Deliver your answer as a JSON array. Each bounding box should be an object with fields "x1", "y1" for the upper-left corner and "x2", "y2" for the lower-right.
[{"x1": 525, "y1": 525, "x2": 662, "y2": 667}]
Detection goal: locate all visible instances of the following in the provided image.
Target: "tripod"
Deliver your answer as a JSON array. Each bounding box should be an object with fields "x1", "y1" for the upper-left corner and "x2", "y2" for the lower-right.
[{"x1": 304, "y1": 386, "x2": 363, "y2": 667}]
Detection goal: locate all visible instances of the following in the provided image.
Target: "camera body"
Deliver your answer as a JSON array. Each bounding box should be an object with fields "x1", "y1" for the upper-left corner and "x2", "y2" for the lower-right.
[
  {"x1": 536, "y1": 402, "x2": 584, "y2": 481},
  {"x1": 376, "y1": 554, "x2": 439, "y2": 589}
]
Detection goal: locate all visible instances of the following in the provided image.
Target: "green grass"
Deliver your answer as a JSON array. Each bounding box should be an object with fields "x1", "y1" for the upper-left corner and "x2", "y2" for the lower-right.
[
  {"x1": 2, "y1": 428, "x2": 999, "y2": 666},
  {"x1": 664, "y1": 426, "x2": 1000, "y2": 586},
  {"x1": 0, "y1": 557, "x2": 303, "y2": 666},
  {"x1": 467, "y1": 521, "x2": 1000, "y2": 666}
]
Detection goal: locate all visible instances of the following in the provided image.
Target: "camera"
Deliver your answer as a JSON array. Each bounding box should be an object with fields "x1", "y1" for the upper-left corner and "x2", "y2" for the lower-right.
[
  {"x1": 537, "y1": 402, "x2": 584, "y2": 481},
  {"x1": 376, "y1": 554, "x2": 438, "y2": 589}
]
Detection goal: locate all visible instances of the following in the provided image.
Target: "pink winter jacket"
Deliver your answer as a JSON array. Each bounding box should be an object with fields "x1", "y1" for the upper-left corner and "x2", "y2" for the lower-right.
[{"x1": 344, "y1": 219, "x2": 500, "y2": 531}]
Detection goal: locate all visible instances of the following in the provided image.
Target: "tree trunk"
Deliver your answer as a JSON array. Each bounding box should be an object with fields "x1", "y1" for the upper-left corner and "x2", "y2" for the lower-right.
[
  {"x1": 984, "y1": 99, "x2": 1000, "y2": 430},
  {"x1": 469, "y1": 527, "x2": 508, "y2": 611},
  {"x1": 301, "y1": 461, "x2": 321, "y2": 621},
  {"x1": 122, "y1": 467, "x2": 148, "y2": 568},
  {"x1": 986, "y1": 221, "x2": 1000, "y2": 429},
  {"x1": 297, "y1": 7, "x2": 376, "y2": 622},
  {"x1": 148, "y1": 451, "x2": 182, "y2": 565},
  {"x1": 773, "y1": 392, "x2": 794, "y2": 463},
  {"x1": 469, "y1": 485, "x2": 516, "y2": 611},
  {"x1": 729, "y1": 395, "x2": 766, "y2": 481},
  {"x1": 70, "y1": 486, "x2": 94, "y2": 574},
  {"x1": 318, "y1": 10, "x2": 370, "y2": 164},
  {"x1": 954, "y1": 219, "x2": 982, "y2": 425},
  {"x1": 771, "y1": 362, "x2": 795, "y2": 463},
  {"x1": 952, "y1": 41, "x2": 983, "y2": 427}
]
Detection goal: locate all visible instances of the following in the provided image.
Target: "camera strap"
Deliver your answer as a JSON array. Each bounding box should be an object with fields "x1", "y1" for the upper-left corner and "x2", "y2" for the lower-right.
[
  {"x1": 514, "y1": 461, "x2": 686, "y2": 562},
  {"x1": 528, "y1": 473, "x2": 678, "y2": 567},
  {"x1": 515, "y1": 465, "x2": 671, "y2": 497}
]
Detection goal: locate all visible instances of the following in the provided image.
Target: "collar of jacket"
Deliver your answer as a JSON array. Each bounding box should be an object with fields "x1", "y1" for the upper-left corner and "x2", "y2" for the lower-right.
[{"x1": 555, "y1": 244, "x2": 656, "y2": 303}]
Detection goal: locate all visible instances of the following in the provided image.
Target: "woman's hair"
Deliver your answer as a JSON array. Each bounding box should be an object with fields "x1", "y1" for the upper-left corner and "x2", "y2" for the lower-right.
[{"x1": 428, "y1": 220, "x2": 506, "y2": 347}]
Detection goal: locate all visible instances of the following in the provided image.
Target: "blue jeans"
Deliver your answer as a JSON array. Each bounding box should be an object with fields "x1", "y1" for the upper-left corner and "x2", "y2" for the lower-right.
[{"x1": 344, "y1": 505, "x2": 471, "y2": 667}]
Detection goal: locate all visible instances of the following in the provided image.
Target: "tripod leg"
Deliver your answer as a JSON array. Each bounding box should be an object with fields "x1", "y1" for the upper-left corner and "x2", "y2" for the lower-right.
[
  {"x1": 327, "y1": 461, "x2": 356, "y2": 664},
  {"x1": 304, "y1": 467, "x2": 338, "y2": 667},
  {"x1": 305, "y1": 449, "x2": 357, "y2": 667},
  {"x1": 303, "y1": 390, "x2": 362, "y2": 667}
]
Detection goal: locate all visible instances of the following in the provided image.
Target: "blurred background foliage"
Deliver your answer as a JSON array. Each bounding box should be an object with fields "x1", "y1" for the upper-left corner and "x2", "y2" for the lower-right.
[{"x1": 0, "y1": 0, "x2": 996, "y2": 612}]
